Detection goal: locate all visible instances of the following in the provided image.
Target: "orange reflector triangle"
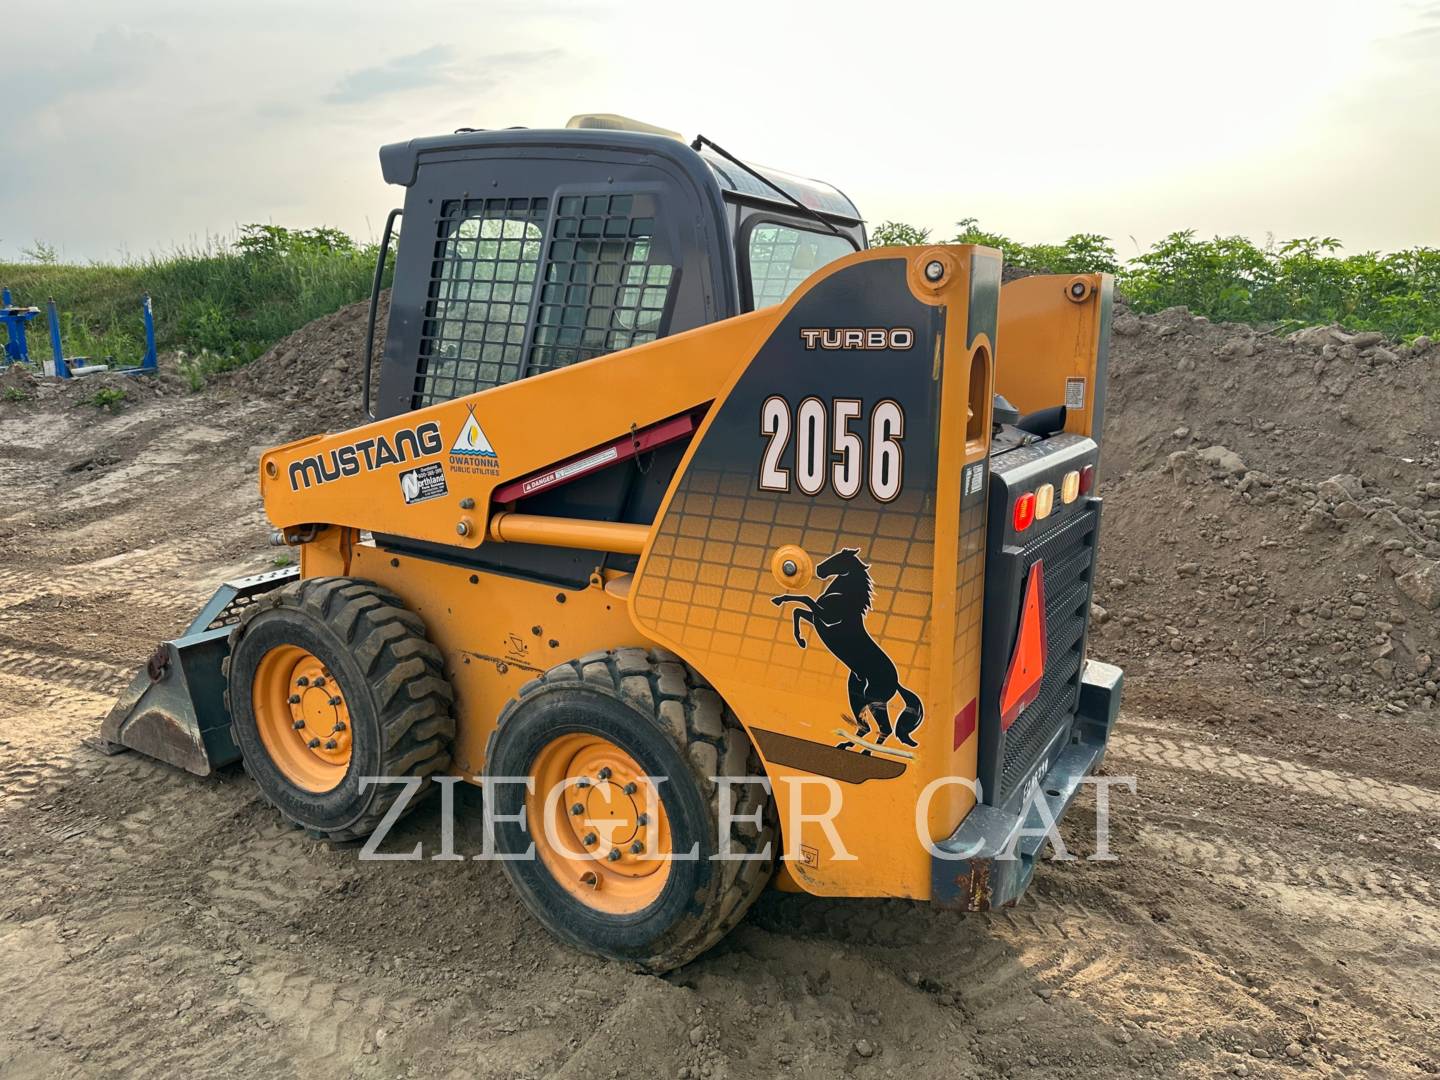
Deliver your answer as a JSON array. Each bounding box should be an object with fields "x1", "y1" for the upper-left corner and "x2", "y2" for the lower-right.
[{"x1": 1000, "y1": 560, "x2": 1048, "y2": 730}]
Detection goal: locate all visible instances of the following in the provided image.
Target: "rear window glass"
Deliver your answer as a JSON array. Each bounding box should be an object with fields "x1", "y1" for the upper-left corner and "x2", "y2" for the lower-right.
[{"x1": 747, "y1": 223, "x2": 855, "y2": 308}]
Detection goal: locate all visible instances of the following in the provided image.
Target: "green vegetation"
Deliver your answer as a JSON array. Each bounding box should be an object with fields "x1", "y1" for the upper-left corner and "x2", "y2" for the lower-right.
[
  {"x1": 5, "y1": 216, "x2": 1435, "y2": 396},
  {"x1": 871, "y1": 220, "x2": 1440, "y2": 341},
  {"x1": 87, "y1": 387, "x2": 127, "y2": 410},
  {"x1": 3, "y1": 386, "x2": 29, "y2": 403},
  {"x1": 1, "y1": 225, "x2": 388, "y2": 386}
]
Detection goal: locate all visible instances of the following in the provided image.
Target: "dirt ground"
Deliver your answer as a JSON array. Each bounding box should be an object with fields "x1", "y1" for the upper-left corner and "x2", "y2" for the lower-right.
[{"x1": 1, "y1": 304, "x2": 1438, "y2": 1079}]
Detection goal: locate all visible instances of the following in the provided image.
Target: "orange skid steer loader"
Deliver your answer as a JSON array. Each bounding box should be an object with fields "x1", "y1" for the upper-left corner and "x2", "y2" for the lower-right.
[{"x1": 100, "y1": 115, "x2": 1122, "y2": 971}]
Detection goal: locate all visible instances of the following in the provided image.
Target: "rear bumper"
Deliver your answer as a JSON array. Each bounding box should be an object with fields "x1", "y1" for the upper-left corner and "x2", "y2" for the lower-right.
[{"x1": 930, "y1": 659, "x2": 1122, "y2": 910}]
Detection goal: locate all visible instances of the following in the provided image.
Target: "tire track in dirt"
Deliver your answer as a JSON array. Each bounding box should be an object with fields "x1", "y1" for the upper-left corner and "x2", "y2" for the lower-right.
[
  {"x1": 1107, "y1": 730, "x2": 1440, "y2": 815},
  {"x1": 0, "y1": 646, "x2": 129, "y2": 694},
  {"x1": 0, "y1": 673, "x2": 117, "y2": 806},
  {"x1": 0, "y1": 546, "x2": 186, "y2": 613},
  {"x1": 1138, "y1": 819, "x2": 1438, "y2": 906},
  {"x1": 205, "y1": 821, "x2": 319, "y2": 920},
  {"x1": 235, "y1": 962, "x2": 415, "y2": 1064}
]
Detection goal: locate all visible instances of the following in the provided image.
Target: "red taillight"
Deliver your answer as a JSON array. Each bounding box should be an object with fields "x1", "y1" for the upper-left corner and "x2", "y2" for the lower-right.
[
  {"x1": 1079, "y1": 464, "x2": 1095, "y2": 495},
  {"x1": 1013, "y1": 492, "x2": 1036, "y2": 532}
]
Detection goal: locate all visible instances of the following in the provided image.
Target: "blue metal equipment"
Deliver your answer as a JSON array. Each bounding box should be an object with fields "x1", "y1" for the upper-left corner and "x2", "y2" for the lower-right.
[
  {"x1": 1, "y1": 287, "x2": 42, "y2": 365},
  {"x1": 45, "y1": 293, "x2": 159, "y2": 378}
]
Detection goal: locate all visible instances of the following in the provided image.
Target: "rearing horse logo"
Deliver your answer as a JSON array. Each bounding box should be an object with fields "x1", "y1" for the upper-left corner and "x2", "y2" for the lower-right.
[{"x1": 771, "y1": 548, "x2": 925, "y2": 748}]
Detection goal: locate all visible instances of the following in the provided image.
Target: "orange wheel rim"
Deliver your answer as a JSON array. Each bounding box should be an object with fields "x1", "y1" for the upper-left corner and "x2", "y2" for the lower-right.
[
  {"x1": 527, "y1": 733, "x2": 673, "y2": 915},
  {"x1": 252, "y1": 644, "x2": 353, "y2": 793}
]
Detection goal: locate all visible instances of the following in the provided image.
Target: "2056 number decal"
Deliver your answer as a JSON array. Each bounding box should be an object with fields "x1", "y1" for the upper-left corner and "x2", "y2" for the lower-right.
[{"x1": 759, "y1": 396, "x2": 904, "y2": 502}]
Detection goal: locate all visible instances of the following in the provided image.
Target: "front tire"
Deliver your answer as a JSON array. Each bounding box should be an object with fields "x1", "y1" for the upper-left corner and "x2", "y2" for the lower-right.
[
  {"x1": 486, "y1": 648, "x2": 775, "y2": 972},
  {"x1": 225, "y1": 576, "x2": 455, "y2": 841}
]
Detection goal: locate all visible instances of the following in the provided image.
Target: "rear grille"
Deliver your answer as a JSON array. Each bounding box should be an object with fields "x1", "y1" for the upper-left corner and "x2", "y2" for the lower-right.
[{"x1": 999, "y1": 506, "x2": 1098, "y2": 798}]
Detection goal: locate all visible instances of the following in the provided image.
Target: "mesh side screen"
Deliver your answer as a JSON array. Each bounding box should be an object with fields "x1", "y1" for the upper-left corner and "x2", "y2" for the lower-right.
[
  {"x1": 414, "y1": 197, "x2": 549, "y2": 407},
  {"x1": 528, "y1": 193, "x2": 674, "y2": 374}
]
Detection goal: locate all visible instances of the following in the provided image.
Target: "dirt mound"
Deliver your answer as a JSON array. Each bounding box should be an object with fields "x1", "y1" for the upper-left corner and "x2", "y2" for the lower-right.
[
  {"x1": 0, "y1": 358, "x2": 187, "y2": 421},
  {"x1": 222, "y1": 292, "x2": 388, "y2": 433},
  {"x1": 1094, "y1": 303, "x2": 1440, "y2": 717}
]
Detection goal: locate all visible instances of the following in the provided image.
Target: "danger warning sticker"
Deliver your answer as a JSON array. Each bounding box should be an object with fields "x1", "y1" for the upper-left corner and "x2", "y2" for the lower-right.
[
  {"x1": 1064, "y1": 377, "x2": 1087, "y2": 410},
  {"x1": 399, "y1": 461, "x2": 448, "y2": 505}
]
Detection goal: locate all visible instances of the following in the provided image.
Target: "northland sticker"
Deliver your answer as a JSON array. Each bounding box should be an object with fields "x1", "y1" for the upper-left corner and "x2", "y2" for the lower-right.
[
  {"x1": 399, "y1": 462, "x2": 448, "y2": 505},
  {"x1": 449, "y1": 405, "x2": 500, "y2": 476}
]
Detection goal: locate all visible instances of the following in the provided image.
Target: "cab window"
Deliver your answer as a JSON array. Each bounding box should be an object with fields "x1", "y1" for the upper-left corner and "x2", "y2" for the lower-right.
[{"x1": 746, "y1": 223, "x2": 856, "y2": 308}]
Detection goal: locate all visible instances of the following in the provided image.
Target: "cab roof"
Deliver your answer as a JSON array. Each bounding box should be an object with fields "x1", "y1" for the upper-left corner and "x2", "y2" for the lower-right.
[{"x1": 378, "y1": 127, "x2": 861, "y2": 224}]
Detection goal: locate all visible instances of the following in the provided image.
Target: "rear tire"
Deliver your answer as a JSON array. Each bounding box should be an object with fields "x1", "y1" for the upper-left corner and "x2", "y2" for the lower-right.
[
  {"x1": 486, "y1": 648, "x2": 775, "y2": 973},
  {"x1": 225, "y1": 576, "x2": 455, "y2": 841}
]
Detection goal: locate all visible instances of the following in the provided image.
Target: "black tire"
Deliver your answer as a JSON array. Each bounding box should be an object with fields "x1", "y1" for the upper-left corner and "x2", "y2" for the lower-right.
[
  {"x1": 224, "y1": 576, "x2": 455, "y2": 841},
  {"x1": 486, "y1": 647, "x2": 776, "y2": 973}
]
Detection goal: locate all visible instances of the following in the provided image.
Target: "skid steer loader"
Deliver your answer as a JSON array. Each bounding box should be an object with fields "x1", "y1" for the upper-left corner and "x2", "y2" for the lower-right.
[{"x1": 100, "y1": 115, "x2": 1122, "y2": 971}]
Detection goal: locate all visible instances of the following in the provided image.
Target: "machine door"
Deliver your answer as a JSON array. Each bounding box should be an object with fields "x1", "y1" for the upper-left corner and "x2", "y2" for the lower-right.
[
  {"x1": 375, "y1": 146, "x2": 735, "y2": 420},
  {"x1": 372, "y1": 143, "x2": 736, "y2": 587}
]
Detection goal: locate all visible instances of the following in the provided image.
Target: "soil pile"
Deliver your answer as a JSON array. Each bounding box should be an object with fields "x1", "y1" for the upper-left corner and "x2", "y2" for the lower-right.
[
  {"x1": 1094, "y1": 303, "x2": 1440, "y2": 717},
  {"x1": 222, "y1": 292, "x2": 388, "y2": 433}
]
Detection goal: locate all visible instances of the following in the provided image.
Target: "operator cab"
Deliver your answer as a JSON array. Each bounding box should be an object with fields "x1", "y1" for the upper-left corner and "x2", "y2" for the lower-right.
[{"x1": 368, "y1": 114, "x2": 866, "y2": 587}]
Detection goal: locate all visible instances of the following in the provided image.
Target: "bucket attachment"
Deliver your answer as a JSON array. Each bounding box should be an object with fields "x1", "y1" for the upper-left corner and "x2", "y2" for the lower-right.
[{"x1": 97, "y1": 567, "x2": 299, "y2": 775}]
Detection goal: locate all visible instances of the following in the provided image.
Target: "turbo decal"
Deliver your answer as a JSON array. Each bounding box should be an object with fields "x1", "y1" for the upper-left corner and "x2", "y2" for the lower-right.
[
  {"x1": 799, "y1": 327, "x2": 915, "y2": 350},
  {"x1": 288, "y1": 421, "x2": 442, "y2": 491},
  {"x1": 771, "y1": 547, "x2": 925, "y2": 750}
]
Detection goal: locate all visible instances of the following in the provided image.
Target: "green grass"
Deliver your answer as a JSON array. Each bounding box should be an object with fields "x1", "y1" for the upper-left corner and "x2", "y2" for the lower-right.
[
  {"x1": 870, "y1": 220, "x2": 1440, "y2": 341},
  {"x1": 87, "y1": 386, "x2": 127, "y2": 411},
  {"x1": 1, "y1": 225, "x2": 389, "y2": 386}
]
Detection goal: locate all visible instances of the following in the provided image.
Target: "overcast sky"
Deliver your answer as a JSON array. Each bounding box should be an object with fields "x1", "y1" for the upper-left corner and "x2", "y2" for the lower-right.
[{"x1": 3, "y1": 0, "x2": 1437, "y2": 263}]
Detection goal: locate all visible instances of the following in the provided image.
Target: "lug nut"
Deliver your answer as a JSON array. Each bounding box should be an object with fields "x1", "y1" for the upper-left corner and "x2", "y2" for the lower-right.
[
  {"x1": 637, "y1": 813, "x2": 649, "y2": 826},
  {"x1": 622, "y1": 782, "x2": 637, "y2": 795},
  {"x1": 582, "y1": 832, "x2": 597, "y2": 846},
  {"x1": 607, "y1": 848, "x2": 621, "y2": 862},
  {"x1": 571, "y1": 802, "x2": 585, "y2": 816},
  {"x1": 328, "y1": 695, "x2": 341, "y2": 706},
  {"x1": 292, "y1": 719, "x2": 305, "y2": 730},
  {"x1": 288, "y1": 693, "x2": 301, "y2": 704},
  {"x1": 313, "y1": 676, "x2": 326, "y2": 688},
  {"x1": 295, "y1": 676, "x2": 309, "y2": 686},
  {"x1": 334, "y1": 720, "x2": 346, "y2": 731},
  {"x1": 575, "y1": 777, "x2": 591, "y2": 789},
  {"x1": 630, "y1": 840, "x2": 644, "y2": 855},
  {"x1": 324, "y1": 739, "x2": 338, "y2": 750},
  {"x1": 597, "y1": 767, "x2": 612, "y2": 780},
  {"x1": 307, "y1": 738, "x2": 321, "y2": 748}
]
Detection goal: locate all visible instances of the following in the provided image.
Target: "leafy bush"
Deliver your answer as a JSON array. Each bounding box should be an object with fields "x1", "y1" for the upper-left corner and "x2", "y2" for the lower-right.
[
  {"x1": 87, "y1": 387, "x2": 127, "y2": 410},
  {"x1": 1124, "y1": 231, "x2": 1440, "y2": 339},
  {"x1": 871, "y1": 220, "x2": 1439, "y2": 339},
  {"x1": 868, "y1": 221, "x2": 932, "y2": 247}
]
